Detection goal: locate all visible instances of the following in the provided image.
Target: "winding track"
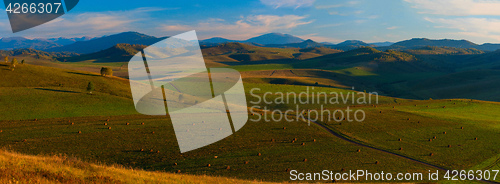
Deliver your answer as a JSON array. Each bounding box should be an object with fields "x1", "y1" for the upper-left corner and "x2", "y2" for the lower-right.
[{"x1": 301, "y1": 117, "x2": 499, "y2": 184}]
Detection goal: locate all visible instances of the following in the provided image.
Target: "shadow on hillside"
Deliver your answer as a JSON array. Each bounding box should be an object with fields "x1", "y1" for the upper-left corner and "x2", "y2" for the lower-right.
[
  {"x1": 67, "y1": 71, "x2": 100, "y2": 77},
  {"x1": 35, "y1": 88, "x2": 80, "y2": 94}
]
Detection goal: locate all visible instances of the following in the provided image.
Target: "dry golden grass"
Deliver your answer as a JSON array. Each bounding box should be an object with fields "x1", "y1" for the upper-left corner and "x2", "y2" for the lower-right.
[{"x1": 0, "y1": 149, "x2": 275, "y2": 184}]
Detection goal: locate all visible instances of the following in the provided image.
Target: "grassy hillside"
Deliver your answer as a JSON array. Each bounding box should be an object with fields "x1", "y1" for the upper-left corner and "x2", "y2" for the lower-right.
[
  {"x1": 0, "y1": 66, "x2": 438, "y2": 182},
  {"x1": 0, "y1": 63, "x2": 136, "y2": 120},
  {"x1": 0, "y1": 149, "x2": 271, "y2": 184},
  {"x1": 202, "y1": 42, "x2": 341, "y2": 64}
]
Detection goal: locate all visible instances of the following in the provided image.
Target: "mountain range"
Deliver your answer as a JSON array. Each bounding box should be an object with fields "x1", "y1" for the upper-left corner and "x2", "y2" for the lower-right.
[{"x1": 2, "y1": 32, "x2": 500, "y2": 54}]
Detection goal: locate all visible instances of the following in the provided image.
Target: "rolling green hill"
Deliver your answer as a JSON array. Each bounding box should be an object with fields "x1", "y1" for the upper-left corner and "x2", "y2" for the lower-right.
[
  {"x1": 0, "y1": 63, "x2": 136, "y2": 120},
  {"x1": 1, "y1": 61, "x2": 500, "y2": 182}
]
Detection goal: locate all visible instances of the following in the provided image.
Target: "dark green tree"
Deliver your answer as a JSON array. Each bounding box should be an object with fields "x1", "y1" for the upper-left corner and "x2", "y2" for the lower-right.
[
  {"x1": 86, "y1": 82, "x2": 95, "y2": 94},
  {"x1": 100, "y1": 67, "x2": 113, "y2": 77}
]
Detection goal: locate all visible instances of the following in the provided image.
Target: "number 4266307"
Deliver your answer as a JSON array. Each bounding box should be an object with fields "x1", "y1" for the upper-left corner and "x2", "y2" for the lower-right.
[{"x1": 6, "y1": 3, "x2": 62, "y2": 14}]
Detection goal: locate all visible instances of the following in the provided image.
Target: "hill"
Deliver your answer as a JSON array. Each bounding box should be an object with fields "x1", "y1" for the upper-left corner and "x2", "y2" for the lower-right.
[
  {"x1": 392, "y1": 38, "x2": 477, "y2": 49},
  {"x1": 201, "y1": 37, "x2": 239, "y2": 44},
  {"x1": 265, "y1": 39, "x2": 325, "y2": 48},
  {"x1": 201, "y1": 42, "x2": 341, "y2": 64},
  {"x1": 0, "y1": 62, "x2": 135, "y2": 120},
  {"x1": 405, "y1": 46, "x2": 484, "y2": 55},
  {"x1": 61, "y1": 44, "x2": 146, "y2": 63},
  {"x1": 0, "y1": 37, "x2": 61, "y2": 50},
  {"x1": 0, "y1": 48, "x2": 78, "y2": 61},
  {"x1": 309, "y1": 47, "x2": 417, "y2": 65},
  {"x1": 0, "y1": 149, "x2": 269, "y2": 184},
  {"x1": 370, "y1": 41, "x2": 394, "y2": 47},
  {"x1": 386, "y1": 38, "x2": 500, "y2": 51},
  {"x1": 46, "y1": 32, "x2": 165, "y2": 54},
  {"x1": 245, "y1": 33, "x2": 304, "y2": 45},
  {"x1": 202, "y1": 33, "x2": 304, "y2": 45}
]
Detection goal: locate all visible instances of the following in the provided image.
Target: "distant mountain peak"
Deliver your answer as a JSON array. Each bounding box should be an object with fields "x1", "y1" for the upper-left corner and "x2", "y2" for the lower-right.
[{"x1": 245, "y1": 33, "x2": 304, "y2": 45}]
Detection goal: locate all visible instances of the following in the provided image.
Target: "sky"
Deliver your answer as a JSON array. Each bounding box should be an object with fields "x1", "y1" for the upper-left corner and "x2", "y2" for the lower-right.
[{"x1": 1, "y1": 0, "x2": 500, "y2": 44}]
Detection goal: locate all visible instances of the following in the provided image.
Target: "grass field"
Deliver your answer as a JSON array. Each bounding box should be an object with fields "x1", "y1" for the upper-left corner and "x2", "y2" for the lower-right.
[
  {"x1": 1, "y1": 56, "x2": 499, "y2": 183},
  {"x1": 0, "y1": 149, "x2": 274, "y2": 184}
]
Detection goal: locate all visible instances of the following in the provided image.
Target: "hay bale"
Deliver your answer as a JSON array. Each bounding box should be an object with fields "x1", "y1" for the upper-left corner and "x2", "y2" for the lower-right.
[
  {"x1": 283, "y1": 127, "x2": 286, "y2": 130},
  {"x1": 176, "y1": 170, "x2": 181, "y2": 173},
  {"x1": 0, "y1": 130, "x2": 2, "y2": 133},
  {"x1": 156, "y1": 150, "x2": 160, "y2": 153},
  {"x1": 214, "y1": 156, "x2": 218, "y2": 159},
  {"x1": 474, "y1": 137, "x2": 478, "y2": 140},
  {"x1": 126, "y1": 123, "x2": 129, "y2": 125},
  {"x1": 106, "y1": 119, "x2": 109, "y2": 122},
  {"x1": 286, "y1": 168, "x2": 291, "y2": 172},
  {"x1": 357, "y1": 149, "x2": 361, "y2": 152},
  {"x1": 108, "y1": 127, "x2": 111, "y2": 130},
  {"x1": 22, "y1": 139, "x2": 27, "y2": 142},
  {"x1": 443, "y1": 132, "x2": 446, "y2": 134},
  {"x1": 174, "y1": 163, "x2": 177, "y2": 166},
  {"x1": 271, "y1": 139, "x2": 275, "y2": 142},
  {"x1": 226, "y1": 166, "x2": 230, "y2": 170},
  {"x1": 303, "y1": 159, "x2": 308, "y2": 162},
  {"x1": 78, "y1": 131, "x2": 81, "y2": 134},
  {"x1": 398, "y1": 138, "x2": 402, "y2": 141},
  {"x1": 461, "y1": 127, "x2": 464, "y2": 129},
  {"x1": 313, "y1": 139, "x2": 316, "y2": 142},
  {"x1": 152, "y1": 131, "x2": 155, "y2": 134},
  {"x1": 244, "y1": 161, "x2": 249, "y2": 164},
  {"x1": 341, "y1": 168, "x2": 345, "y2": 172},
  {"x1": 104, "y1": 123, "x2": 107, "y2": 125},
  {"x1": 71, "y1": 122, "x2": 74, "y2": 125},
  {"x1": 258, "y1": 153, "x2": 261, "y2": 156},
  {"x1": 380, "y1": 111, "x2": 382, "y2": 113},
  {"x1": 399, "y1": 147, "x2": 403, "y2": 150},
  {"x1": 141, "y1": 123, "x2": 145, "y2": 125},
  {"x1": 433, "y1": 136, "x2": 437, "y2": 139},
  {"x1": 375, "y1": 161, "x2": 379, "y2": 164},
  {"x1": 293, "y1": 138, "x2": 297, "y2": 141},
  {"x1": 140, "y1": 149, "x2": 144, "y2": 152},
  {"x1": 429, "y1": 139, "x2": 432, "y2": 142},
  {"x1": 429, "y1": 153, "x2": 434, "y2": 156},
  {"x1": 448, "y1": 145, "x2": 451, "y2": 148},
  {"x1": 407, "y1": 118, "x2": 410, "y2": 121},
  {"x1": 301, "y1": 143, "x2": 305, "y2": 146},
  {"x1": 150, "y1": 149, "x2": 154, "y2": 152},
  {"x1": 443, "y1": 106, "x2": 446, "y2": 108}
]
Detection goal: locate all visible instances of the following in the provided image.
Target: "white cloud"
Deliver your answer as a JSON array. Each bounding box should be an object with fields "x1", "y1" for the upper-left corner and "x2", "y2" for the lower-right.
[
  {"x1": 0, "y1": 7, "x2": 169, "y2": 38},
  {"x1": 261, "y1": 0, "x2": 315, "y2": 9},
  {"x1": 386, "y1": 26, "x2": 400, "y2": 30},
  {"x1": 315, "y1": 23, "x2": 343, "y2": 28},
  {"x1": 160, "y1": 15, "x2": 313, "y2": 40},
  {"x1": 315, "y1": 1, "x2": 359, "y2": 9},
  {"x1": 425, "y1": 17, "x2": 500, "y2": 42},
  {"x1": 405, "y1": 0, "x2": 500, "y2": 16}
]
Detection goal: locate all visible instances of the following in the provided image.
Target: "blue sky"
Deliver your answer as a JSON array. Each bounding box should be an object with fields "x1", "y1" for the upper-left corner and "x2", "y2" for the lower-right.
[{"x1": 1, "y1": 0, "x2": 500, "y2": 44}]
